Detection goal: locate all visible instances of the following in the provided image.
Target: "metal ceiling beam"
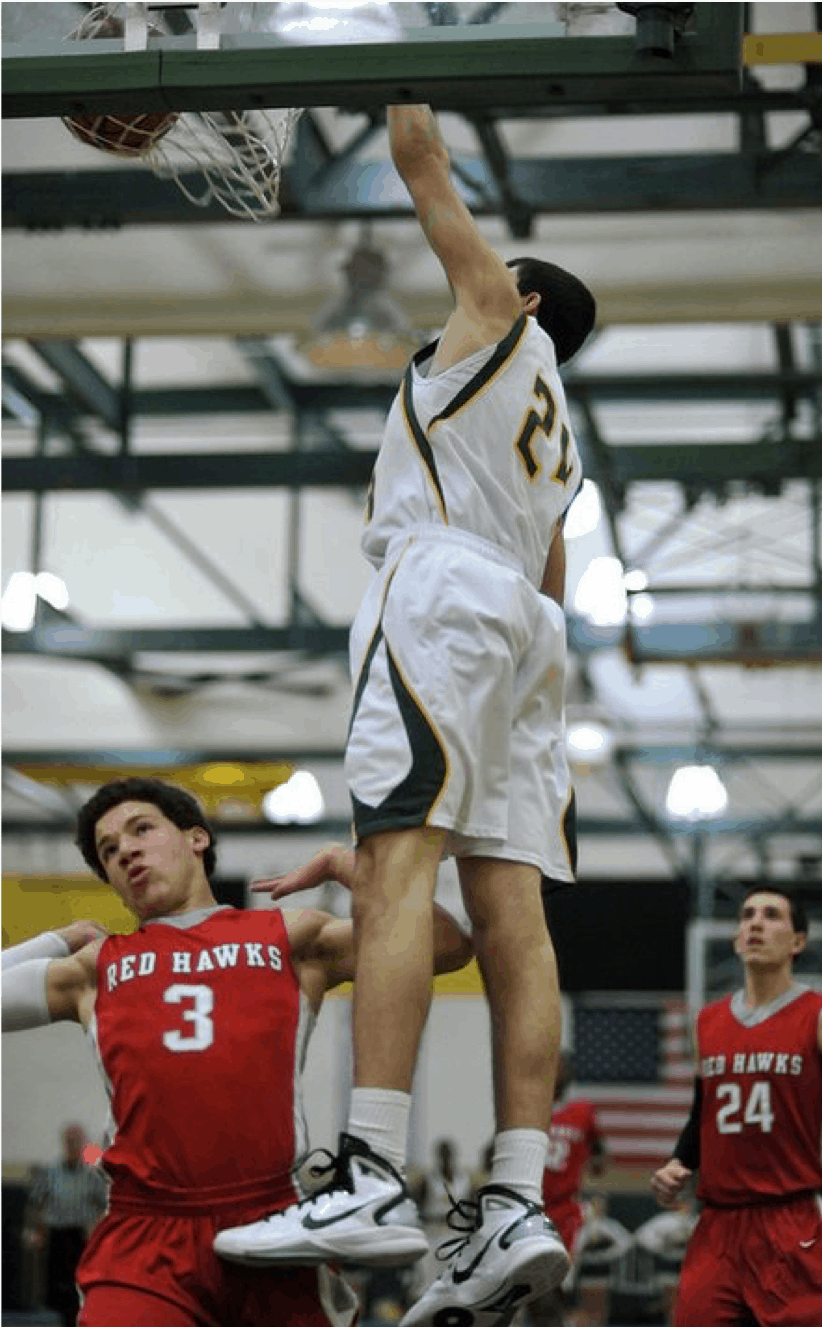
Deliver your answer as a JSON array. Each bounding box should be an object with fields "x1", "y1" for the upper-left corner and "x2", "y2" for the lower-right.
[
  {"x1": 7, "y1": 372, "x2": 820, "y2": 423},
  {"x1": 5, "y1": 616, "x2": 822, "y2": 663},
  {"x1": 2, "y1": 622, "x2": 350, "y2": 658},
  {"x1": 5, "y1": 438, "x2": 821, "y2": 495},
  {"x1": 626, "y1": 615, "x2": 822, "y2": 664},
  {"x1": 28, "y1": 338, "x2": 122, "y2": 432},
  {"x1": 2, "y1": 449, "x2": 376, "y2": 492},
  {"x1": 7, "y1": 148, "x2": 821, "y2": 231},
  {"x1": 1, "y1": 9, "x2": 743, "y2": 119},
  {"x1": 6, "y1": 745, "x2": 822, "y2": 767},
  {"x1": 4, "y1": 815, "x2": 821, "y2": 840}
]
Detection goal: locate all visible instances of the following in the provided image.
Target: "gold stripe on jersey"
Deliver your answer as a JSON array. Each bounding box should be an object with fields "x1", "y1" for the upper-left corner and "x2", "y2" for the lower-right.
[
  {"x1": 402, "y1": 369, "x2": 448, "y2": 524},
  {"x1": 427, "y1": 313, "x2": 529, "y2": 428}
]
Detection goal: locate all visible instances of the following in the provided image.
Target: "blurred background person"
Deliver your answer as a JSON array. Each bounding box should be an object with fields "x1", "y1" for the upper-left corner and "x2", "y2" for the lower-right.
[
  {"x1": 528, "y1": 1053, "x2": 608, "y2": 1327},
  {"x1": 634, "y1": 1197, "x2": 698, "y2": 1326},
  {"x1": 25, "y1": 1123, "x2": 108, "y2": 1326},
  {"x1": 415, "y1": 1139, "x2": 475, "y2": 1295}
]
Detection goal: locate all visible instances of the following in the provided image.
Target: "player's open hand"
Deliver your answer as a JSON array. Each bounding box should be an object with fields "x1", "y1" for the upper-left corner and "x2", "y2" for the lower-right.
[
  {"x1": 651, "y1": 1158, "x2": 693, "y2": 1209},
  {"x1": 58, "y1": 920, "x2": 109, "y2": 952},
  {"x1": 251, "y1": 844, "x2": 355, "y2": 899}
]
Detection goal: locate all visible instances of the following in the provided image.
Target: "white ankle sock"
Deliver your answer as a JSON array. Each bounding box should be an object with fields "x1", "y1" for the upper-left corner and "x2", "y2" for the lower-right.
[
  {"x1": 347, "y1": 1088, "x2": 411, "y2": 1176},
  {"x1": 488, "y1": 1128, "x2": 548, "y2": 1205}
]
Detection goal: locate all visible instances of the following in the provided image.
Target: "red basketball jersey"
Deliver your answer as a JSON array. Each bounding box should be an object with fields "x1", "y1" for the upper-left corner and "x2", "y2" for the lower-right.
[
  {"x1": 542, "y1": 1098, "x2": 602, "y2": 1205},
  {"x1": 695, "y1": 983, "x2": 822, "y2": 1205},
  {"x1": 91, "y1": 908, "x2": 311, "y2": 1204}
]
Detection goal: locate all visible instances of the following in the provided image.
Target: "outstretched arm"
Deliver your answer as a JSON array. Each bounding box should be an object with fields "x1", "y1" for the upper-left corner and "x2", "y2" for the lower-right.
[
  {"x1": 252, "y1": 843, "x2": 356, "y2": 900},
  {"x1": 387, "y1": 104, "x2": 520, "y2": 332},
  {"x1": 262, "y1": 845, "x2": 473, "y2": 992}
]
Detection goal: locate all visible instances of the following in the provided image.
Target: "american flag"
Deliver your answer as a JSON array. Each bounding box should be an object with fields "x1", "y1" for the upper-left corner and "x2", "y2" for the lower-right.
[{"x1": 567, "y1": 999, "x2": 693, "y2": 1169}]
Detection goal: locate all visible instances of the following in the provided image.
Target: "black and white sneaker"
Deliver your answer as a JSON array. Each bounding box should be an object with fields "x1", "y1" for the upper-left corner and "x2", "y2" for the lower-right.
[
  {"x1": 400, "y1": 1184, "x2": 569, "y2": 1327},
  {"x1": 213, "y1": 1132, "x2": 429, "y2": 1268}
]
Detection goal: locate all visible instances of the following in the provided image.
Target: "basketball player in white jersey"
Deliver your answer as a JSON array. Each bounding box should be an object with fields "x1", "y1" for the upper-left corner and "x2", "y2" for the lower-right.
[{"x1": 216, "y1": 103, "x2": 596, "y2": 1327}]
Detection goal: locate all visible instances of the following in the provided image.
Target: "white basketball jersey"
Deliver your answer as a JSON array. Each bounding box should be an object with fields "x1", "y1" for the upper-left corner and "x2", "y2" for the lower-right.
[{"x1": 361, "y1": 314, "x2": 582, "y2": 588}]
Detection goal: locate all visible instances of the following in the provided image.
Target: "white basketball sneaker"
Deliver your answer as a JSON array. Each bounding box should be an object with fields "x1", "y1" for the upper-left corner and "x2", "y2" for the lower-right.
[
  {"x1": 400, "y1": 1184, "x2": 570, "y2": 1327},
  {"x1": 213, "y1": 1132, "x2": 428, "y2": 1268}
]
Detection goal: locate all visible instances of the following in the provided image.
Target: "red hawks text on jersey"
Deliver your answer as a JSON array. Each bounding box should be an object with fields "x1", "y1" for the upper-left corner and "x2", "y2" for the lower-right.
[
  {"x1": 542, "y1": 1099, "x2": 602, "y2": 1206},
  {"x1": 695, "y1": 984, "x2": 822, "y2": 1206},
  {"x1": 90, "y1": 908, "x2": 313, "y2": 1203}
]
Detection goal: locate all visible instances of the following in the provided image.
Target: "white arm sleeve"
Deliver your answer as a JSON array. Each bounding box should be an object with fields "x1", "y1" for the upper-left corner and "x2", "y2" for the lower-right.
[
  {"x1": 2, "y1": 958, "x2": 53, "y2": 1031},
  {"x1": 2, "y1": 932, "x2": 70, "y2": 970}
]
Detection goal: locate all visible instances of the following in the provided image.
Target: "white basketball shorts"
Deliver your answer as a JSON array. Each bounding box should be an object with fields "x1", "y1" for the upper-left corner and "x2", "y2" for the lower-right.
[{"x1": 345, "y1": 526, "x2": 576, "y2": 880}]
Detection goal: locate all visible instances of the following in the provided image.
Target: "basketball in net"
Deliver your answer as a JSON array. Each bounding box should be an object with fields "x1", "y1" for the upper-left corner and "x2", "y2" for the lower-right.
[
  {"x1": 61, "y1": 3, "x2": 303, "y2": 220},
  {"x1": 63, "y1": 110, "x2": 179, "y2": 157}
]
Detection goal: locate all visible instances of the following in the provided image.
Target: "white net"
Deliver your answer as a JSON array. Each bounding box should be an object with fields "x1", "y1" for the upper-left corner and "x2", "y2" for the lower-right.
[{"x1": 64, "y1": 5, "x2": 303, "y2": 221}]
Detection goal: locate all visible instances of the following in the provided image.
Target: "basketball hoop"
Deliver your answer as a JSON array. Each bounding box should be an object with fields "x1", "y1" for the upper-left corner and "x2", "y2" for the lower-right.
[{"x1": 63, "y1": 5, "x2": 303, "y2": 221}]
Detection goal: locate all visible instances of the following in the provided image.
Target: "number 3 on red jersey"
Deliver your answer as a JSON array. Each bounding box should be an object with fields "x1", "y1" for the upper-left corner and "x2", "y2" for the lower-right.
[{"x1": 162, "y1": 983, "x2": 215, "y2": 1052}]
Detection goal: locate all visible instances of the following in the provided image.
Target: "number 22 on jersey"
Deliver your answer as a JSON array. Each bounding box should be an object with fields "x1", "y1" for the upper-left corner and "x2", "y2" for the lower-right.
[{"x1": 513, "y1": 373, "x2": 573, "y2": 487}]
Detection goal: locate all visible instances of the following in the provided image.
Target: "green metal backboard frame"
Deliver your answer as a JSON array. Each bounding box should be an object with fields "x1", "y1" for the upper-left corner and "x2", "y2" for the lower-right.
[{"x1": 3, "y1": 5, "x2": 743, "y2": 119}]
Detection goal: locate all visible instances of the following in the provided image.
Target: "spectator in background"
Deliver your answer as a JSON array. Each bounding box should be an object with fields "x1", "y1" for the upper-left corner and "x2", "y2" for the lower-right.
[
  {"x1": 633, "y1": 1198, "x2": 698, "y2": 1327},
  {"x1": 416, "y1": 1139, "x2": 475, "y2": 1290},
  {"x1": 26, "y1": 1123, "x2": 108, "y2": 1326},
  {"x1": 418, "y1": 1139, "x2": 474, "y2": 1237},
  {"x1": 469, "y1": 1140, "x2": 495, "y2": 1199}
]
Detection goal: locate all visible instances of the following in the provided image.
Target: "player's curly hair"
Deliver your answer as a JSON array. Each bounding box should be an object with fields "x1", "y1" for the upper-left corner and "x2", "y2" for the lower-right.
[
  {"x1": 740, "y1": 882, "x2": 807, "y2": 934},
  {"x1": 507, "y1": 256, "x2": 596, "y2": 365},
  {"x1": 76, "y1": 776, "x2": 217, "y2": 881}
]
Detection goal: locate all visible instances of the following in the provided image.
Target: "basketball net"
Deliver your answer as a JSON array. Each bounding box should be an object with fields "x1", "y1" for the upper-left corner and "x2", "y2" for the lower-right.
[{"x1": 65, "y1": 5, "x2": 303, "y2": 221}]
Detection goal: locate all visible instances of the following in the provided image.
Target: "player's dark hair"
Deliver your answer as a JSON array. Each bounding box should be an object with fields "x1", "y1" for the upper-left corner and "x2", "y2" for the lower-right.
[
  {"x1": 507, "y1": 256, "x2": 596, "y2": 365},
  {"x1": 740, "y1": 882, "x2": 807, "y2": 935},
  {"x1": 76, "y1": 777, "x2": 217, "y2": 881}
]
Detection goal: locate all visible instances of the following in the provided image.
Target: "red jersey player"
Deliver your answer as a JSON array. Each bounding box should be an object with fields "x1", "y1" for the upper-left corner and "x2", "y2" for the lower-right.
[
  {"x1": 652, "y1": 884, "x2": 822, "y2": 1327},
  {"x1": 542, "y1": 1055, "x2": 605, "y2": 1251},
  {"x1": 2, "y1": 777, "x2": 472, "y2": 1327},
  {"x1": 529, "y1": 1054, "x2": 607, "y2": 1327}
]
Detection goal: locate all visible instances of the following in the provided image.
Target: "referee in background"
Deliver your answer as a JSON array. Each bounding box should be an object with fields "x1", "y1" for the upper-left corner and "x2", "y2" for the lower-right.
[{"x1": 25, "y1": 1124, "x2": 108, "y2": 1325}]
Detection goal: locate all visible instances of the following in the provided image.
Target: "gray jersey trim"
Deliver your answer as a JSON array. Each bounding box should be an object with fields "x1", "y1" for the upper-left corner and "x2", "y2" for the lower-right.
[
  {"x1": 729, "y1": 981, "x2": 812, "y2": 1027},
  {"x1": 142, "y1": 904, "x2": 233, "y2": 930}
]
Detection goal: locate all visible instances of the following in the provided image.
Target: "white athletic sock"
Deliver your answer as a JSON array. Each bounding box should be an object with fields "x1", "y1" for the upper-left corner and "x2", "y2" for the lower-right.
[
  {"x1": 488, "y1": 1128, "x2": 548, "y2": 1206},
  {"x1": 346, "y1": 1088, "x2": 412, "y2": 1176}
]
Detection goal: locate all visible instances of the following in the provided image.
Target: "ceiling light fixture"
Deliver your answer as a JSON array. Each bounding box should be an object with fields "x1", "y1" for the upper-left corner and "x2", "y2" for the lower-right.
[
  {"x1": 564, "y1": 479, "x2": 602, "y2": 540},
  {"x1": 272, "y1": 1, "x2": 403, "y2": 45},
  {"x1": 1, "y1": 571, "x2": 70, "y2": 632},
  {"x1": 665, "y1": 764, "x2": 728, "y2": 821},
  {"x1": 262, "y1": 770, "x2": 325, "y2": 825},
  {"x1": 566, "y1": 723, "x2": 613, "y2": 765},
  {"x1": 573, "y1": 556, "x2": 628, "y2": 627},
  {"x1": 298, "y1": 226, "x2": 420, "y2": 375}
]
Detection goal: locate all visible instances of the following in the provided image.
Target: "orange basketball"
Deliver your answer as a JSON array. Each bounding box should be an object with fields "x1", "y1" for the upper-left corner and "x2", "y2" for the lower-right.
[{"x1": 63, "y1": 110, "x2": 179, "y2": 157}]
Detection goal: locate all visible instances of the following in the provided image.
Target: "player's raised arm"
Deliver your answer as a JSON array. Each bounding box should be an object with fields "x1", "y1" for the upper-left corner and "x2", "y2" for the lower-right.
[
  {"x1": 387, "y1": 104, "x2": 521, "y2": 333},
  {"x1": 251, "y1": 843, "x2": 354, "y2": 900}
]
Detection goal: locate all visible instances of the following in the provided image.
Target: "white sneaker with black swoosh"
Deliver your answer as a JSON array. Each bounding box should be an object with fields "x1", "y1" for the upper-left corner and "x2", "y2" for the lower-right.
[
  {"x1": 400, "y1": 1184, "x2": 570, "y2": 1327},
  {"x1": 213, "y1": 1132, "x2": 428, "y2": 1268}
]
